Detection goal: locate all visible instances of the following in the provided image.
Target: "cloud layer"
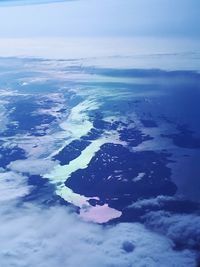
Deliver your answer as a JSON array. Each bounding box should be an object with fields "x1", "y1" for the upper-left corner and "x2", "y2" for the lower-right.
[
  {"x1": 0, "y1": 169, "x2": 197, "y2": 267},
  {"x1": 0, "y1": 200, "x2": 196, "y2": 267},
  {"x1": 144, "y1": 210, "x2": 200, "y2": 250}
]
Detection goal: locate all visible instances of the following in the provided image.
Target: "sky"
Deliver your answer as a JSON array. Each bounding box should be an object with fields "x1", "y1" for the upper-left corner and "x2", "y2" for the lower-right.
[{"x1": 0, "y1": 0, "x2": 199, "y2": 38}]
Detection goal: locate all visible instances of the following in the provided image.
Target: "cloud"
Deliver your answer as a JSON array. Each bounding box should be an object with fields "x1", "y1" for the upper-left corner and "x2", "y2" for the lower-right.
[
  {"x1": 0, "y1": 201, "x2": 196, "y2": 267},
  {"x1": 128, "y1": 195, "x2": 175, "y2": 209},
  {"x1": 0, "y1": 171, "x2": 31, "y2": 201},
  {"x1": 8, "y1": 159, "x2": 58, "y2": 176},
  {"x1": 143, "y1": 210, "x2": 200, "y2": 250},
  {"x1": 0, "y1": 171, "x2": 196, "y2": 267}
]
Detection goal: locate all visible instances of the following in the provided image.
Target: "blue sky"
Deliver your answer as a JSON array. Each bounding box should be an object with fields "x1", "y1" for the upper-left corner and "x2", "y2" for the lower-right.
[{"x1": 0, "y1": 0, "x2": 199, "y2": 38}]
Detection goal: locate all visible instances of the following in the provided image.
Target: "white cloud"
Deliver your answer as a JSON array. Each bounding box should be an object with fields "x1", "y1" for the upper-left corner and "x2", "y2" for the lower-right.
[
  {"x1": 0, "y1": 171, "x2": 196, "y2": 267},
  {"x1": 0, "y1": 200, "x2": 196, "y2": 267},
  {"x1": 8, "y1": 159, "x2": 58, "y2": 176},
  {"x1": 0, "y1": 171, "x2": 31, "y2": 201},
  {"x1": 144, "y1": 210, "x2": 200, "y2": 249},
  {"x1": 129, "y1": 195, "x2": 175, "y2": 209}
]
